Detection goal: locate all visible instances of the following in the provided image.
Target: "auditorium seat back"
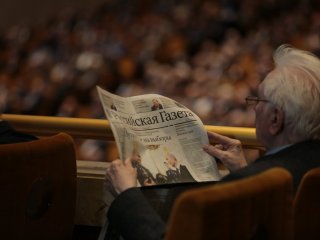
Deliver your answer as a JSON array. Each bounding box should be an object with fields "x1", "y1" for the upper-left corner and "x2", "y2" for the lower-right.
[
  {"x1": 165, "y1": 168, "x2": 294, "y2": 240},
  {"x1": 0, "y1": 133, "x2": 77, "y2": 240},
  {"x1": 294, "y1": 167, "x2": 320, "y2": 240}
]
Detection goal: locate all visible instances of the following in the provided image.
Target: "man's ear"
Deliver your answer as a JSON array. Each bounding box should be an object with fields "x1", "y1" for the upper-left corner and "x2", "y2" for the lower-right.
[{"x1": 269, "y1": 107, "x2": 285, "y2": 135}]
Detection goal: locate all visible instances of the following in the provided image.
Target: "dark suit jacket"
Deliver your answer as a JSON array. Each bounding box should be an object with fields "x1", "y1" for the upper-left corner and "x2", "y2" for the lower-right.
[
  {"x1": 222, "y1": 140, "x2": 320, "y2": 192},
  {"x1": 0, "y1": 120, "x2": 38, "y2": 144},
  {"x1": 106, "y1": 140, "x2": 320, "y2": 240}
]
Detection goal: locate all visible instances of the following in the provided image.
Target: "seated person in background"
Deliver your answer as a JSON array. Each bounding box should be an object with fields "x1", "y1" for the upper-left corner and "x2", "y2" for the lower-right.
[
  {"x1": 0, "y1": 120, "x2": 37, "y2": 144},
  {"x1": 105, "y1": 44, "x2": 320, "y2": 240}
]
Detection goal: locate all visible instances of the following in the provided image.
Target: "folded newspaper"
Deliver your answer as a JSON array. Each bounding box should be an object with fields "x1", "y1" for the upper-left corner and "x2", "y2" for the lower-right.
[{"x1": 97, "y1": 86, "x2": 221, "y2": 186}]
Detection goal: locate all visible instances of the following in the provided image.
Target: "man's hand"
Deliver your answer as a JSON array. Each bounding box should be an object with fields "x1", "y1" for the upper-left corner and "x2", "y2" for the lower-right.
[
  {"x1": 203, "y1": 131, "x2": 248, "y2": 172},
  {"x1": 105, "y1": 158, "x2": 138, "y2": 196}
]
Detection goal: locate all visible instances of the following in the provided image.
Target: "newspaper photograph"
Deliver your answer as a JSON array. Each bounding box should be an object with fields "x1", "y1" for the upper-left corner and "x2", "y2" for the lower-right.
[{"x1": 97, "y1": 86, "x2": 221, "y2": 186}]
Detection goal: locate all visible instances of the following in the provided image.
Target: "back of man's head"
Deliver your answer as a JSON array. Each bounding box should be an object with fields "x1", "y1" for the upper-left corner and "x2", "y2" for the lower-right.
[{"x1": 262, "y1": 44, "x2": 320, "y2": 141}]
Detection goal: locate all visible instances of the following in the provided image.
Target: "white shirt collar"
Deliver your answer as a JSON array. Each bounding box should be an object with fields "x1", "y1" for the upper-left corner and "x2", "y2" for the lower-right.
[{"x1": 265, "y1": 144, "x2": 291, "y2": 156}]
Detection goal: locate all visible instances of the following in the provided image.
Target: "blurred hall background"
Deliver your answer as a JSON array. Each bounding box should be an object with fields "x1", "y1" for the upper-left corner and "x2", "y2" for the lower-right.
[{"x1": 0, "y1": 0, "x2": 319, "y2": 163}]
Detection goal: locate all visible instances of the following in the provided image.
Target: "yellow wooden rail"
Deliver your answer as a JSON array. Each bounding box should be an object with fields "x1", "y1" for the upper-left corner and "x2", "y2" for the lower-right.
[
  {"x1": 0, "y1": 114, "x2": 263, "y2": 226},
  {"x1": 1, "y1": 114, "x2": 262, "y2": 149}
]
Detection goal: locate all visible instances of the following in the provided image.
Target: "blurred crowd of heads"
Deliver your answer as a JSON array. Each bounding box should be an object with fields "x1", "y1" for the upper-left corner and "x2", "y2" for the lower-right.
[{"x1": 0, "y1": 0, "x2": 319, "y2": 160}]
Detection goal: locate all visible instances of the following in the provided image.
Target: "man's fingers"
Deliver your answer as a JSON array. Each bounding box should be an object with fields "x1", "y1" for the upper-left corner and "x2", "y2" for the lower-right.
[
  {"x1": 124, "y1": 157, "x2": 133, "y2": 166},
  {"x1": 214, "y1": 144, "x2": 224, "y2": 150},
  {"x1": 203, "y1": 144, "x2": 226, "y2": 159},
  {"x1": 207, "y1": 131, "x2": 233, "y2": 144},
  {"x1": 106, "y1": 167, "x2": 116, "y2": 183},
  {"x1": 107, "y1": 159, "x2": 124, "y2": 174},
  {"x1": 106, "y1": 166, "x2": 112, "y2": 176},
  {"x1": 111, "y1": 159, "x2": 122, "y2": 167}
]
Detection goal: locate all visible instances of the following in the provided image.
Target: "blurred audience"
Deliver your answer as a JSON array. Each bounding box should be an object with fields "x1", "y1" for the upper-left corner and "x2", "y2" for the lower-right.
[{"x1": 0, "y1": 0, "x2": 319, "y2": 161}]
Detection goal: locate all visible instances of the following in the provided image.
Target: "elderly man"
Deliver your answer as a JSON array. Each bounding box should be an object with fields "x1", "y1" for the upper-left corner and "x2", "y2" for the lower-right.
[{"x1": 105, "y1": 45, "x2": 320, "y2": 240}]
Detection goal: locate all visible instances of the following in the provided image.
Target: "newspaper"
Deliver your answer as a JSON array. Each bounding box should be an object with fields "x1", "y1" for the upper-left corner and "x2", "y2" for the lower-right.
[{"x1": 97, "y1": 86, "x2": 221, "y2": 186}]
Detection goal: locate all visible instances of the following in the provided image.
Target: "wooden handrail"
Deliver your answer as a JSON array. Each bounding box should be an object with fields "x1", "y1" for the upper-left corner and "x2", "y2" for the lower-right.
[
  {"x1": 1, "y1": 114, "x2": 262, "y2": 149},
  {"x1": 1, "y1": 114, "x2": 113, "y2": 140},
  {"x1": 0, "y1": 114, "x2": 263, "y2": 227}
]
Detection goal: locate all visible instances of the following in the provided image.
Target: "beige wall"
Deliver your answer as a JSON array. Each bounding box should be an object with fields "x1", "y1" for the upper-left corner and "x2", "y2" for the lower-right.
[{"x1": 0, "y1": 0, "x2": 106, "y2": 30}]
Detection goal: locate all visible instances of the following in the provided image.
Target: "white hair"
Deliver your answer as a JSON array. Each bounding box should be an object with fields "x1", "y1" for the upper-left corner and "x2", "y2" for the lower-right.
[{"x1": 261, "y1": 44, "x2": 320, "y2": 141}]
